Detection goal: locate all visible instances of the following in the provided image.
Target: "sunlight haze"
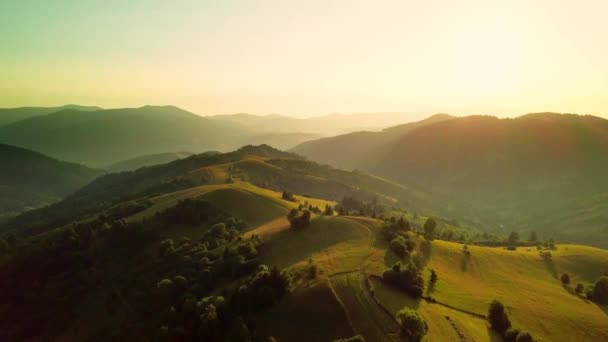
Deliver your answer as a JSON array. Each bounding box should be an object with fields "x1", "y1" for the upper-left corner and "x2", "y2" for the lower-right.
[{"x1": 1, "y1": 0, "x2": 607, "y2": 117}]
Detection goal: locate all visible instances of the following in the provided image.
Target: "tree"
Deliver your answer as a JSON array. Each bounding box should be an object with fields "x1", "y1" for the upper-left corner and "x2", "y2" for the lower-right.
[
  {"x1": 507, "y1": 231, "x2": 519, "y2": 246},
  {"x1": 430, "y1": 269, "x2": 438, "y2": 284},
  {"x1": 560, "y1": 273, "x2": 570, "y2": 286},
  {"x1": 390, "y1": 237, "x2": 408, "y2": 258},
  {"x1": 528, "y1": 231, "x2": 538, "y2": 242},
  {"x1": 397, "y1": 217, "x2": 410, "y2": 230},
  {"x1": 592, "y1": 276, "x2": 608, "y2": 305},
  {"x1": 324, "y1": 204, "x2": 334, "y2": 216},
  {"x1": 516, "y1": 332, "x2": 534, "y2": 342},
  {"x1": 488, "y1": 300, "x2": 511, "y2": 334},
  {"x1": 396, "y1": 308, "x2": 427, "y2": 342},
  {"x1": 574, "y1": 283, "x2": 584, "y2": 295},
  {"x1": 423, "y1": 218, "x2": 436, "y2": 240}
]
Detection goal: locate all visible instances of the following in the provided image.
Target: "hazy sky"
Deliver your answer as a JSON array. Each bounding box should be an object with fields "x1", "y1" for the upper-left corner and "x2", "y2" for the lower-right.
[{"x1": 1, "y1": 0, "x2": 607, "y2": 117}]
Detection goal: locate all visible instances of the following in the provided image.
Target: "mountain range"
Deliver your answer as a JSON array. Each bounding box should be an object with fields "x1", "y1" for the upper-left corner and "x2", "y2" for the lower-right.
[{"x1": 293, "y1": 112, "x2": 608, "y2": 247}]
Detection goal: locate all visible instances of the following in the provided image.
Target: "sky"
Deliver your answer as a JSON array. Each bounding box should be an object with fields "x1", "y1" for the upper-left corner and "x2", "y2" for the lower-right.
[{"x1": 1, "y1": 0, "x2": 607, "y2": 118}]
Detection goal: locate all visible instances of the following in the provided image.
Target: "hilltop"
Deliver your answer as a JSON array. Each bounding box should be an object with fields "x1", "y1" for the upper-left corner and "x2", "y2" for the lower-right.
[{"x1": 0, "y1": 144, "x2": 103, "y2": 219}]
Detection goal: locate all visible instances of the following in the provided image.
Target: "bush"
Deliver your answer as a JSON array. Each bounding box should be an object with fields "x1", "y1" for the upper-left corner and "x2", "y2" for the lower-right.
[
  {"x1": 423, "y1": 218, "x2": 436, "y2": 240},
  {"x1": 593, "y1": 276, "x2": 608, "y2": 305},
  {"x1": 516, "y1": 331, "x2": 534, "y2": 342},
  {"x1": 383, "y1": 264, "x2": 424, "y2": 298},
  {"x1": 396, "y1": 308, "x2": 427, "y2": 342},
  {"x1": 488, "y1": 300, "x2": 511, "y2": 334},
  {"x1": 561, "y1": 273, "x2": 570, "y2": 286},
  {"x1": 575, "y1": 283, "x2": 584, "y2": 295},
  {"x1": 390, "y1": 236, "x2": 409, "y2": 258},
  {"x1": 504, "y1": 328, "x2": 521, "y2": 342},
  {"x1": 288, "y1": 210, "x2": 311, "y2": 229}
]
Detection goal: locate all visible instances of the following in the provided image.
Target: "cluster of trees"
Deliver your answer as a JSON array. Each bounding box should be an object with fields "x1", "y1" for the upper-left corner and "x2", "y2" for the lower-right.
[
  {"x1": 488, "y1": 300, "x2": 534, "y2": 342},
  {"x1": 383, "y1": 262, "x2": 425, "y2": 298},
  {"x1": 156, "y1": 264, "x2": 292, "y2": 341},
  {"x1": 287, "y1": 208, "x2": 311, "y2": 229},
  {"x1": 581, "y1": 276, "x2": 608, "y2": 305},
  {"x1": 335, "y1": 196, "x2": 384, "y2": 217},
  {"x1": 0, "y1": 198, "x2": 291, "y2": 340},
  {"x1": 281, "y1": 191, "x2": 296, "y2": 202},
  {"x1": 396, "y1": 307, "x2": 428, "y2": 341}
]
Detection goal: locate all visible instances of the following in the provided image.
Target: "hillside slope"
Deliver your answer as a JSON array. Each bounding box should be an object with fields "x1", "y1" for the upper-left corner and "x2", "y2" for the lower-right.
[
  {"x1": 105, "y1": 151, "x2": 195, "y2": 172},
  {"x1": 0, "y1": 144, "x2": 103, "y2": 218},
  {"x1": 374, "y1": 113, "x2": 608, "y2": 246},
  {"x1": 291, "y1": 114, "x2": 453, "y2": 170}
]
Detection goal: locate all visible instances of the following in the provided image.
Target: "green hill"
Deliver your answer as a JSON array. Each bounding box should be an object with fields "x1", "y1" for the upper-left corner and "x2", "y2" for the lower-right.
[
  {"x1": 294, "y1": 113, "x2": 608, "y2": 248},
  {"x1": 105, "y1": 151, "x2": 196, "y2": 172},
  {"x1": 1, "y1": 145, "x2": 472, "y2": 237},
  {"x1": 0, "y1": 105, "x2": 101, "y2": 127},
  {"x1": 1, "y1": 143, "x2": 606, "y2": 341},
  {"x1": 291, "y1": 114, "x2": 453, "y2": 170},
  {"x1": 374, "y1": 113, "x2": 608, "y2": 247},
  {"x1": 0, "y1": 144, "x2": 103, "y2": 218}
]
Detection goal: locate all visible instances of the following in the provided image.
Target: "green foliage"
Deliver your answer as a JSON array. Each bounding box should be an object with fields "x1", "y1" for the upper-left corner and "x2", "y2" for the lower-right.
[
  {"x1": 507, "y1": 231, "x2": 520, "y2": 246},
  {"x1": 423, "y1": 218, "x2": 436, "y2": 240},
  {"x1": 287, "y1": 209, "x2": 312, "y2": 229},
  {"x1": 383, "y1": 263, "x2": 425, "y2": 298},
  {"x1": 281, "y1": 191, "x2": 297, "y2": 202},
  {"x1": 430, "y1": 269, "x2": 438, "y2": 284},
  {"x1": 593, "y1": 276, "x2": 608, "y2": 305},
  {"x1": 396, "y1": 307, "x2": 427, "y2": 342},
  {"x1": 560, "y1": 273, "x2": 570, "y2": 286},
  {"x1": 575, "y1": 283, "x2": 584, "y2": 295},
  {"x1": 516, "y1": 331, "x2": 534, "y2": 342},
  {"x1": 488, "y1": 299, "x2": 511, "y2": 334}
]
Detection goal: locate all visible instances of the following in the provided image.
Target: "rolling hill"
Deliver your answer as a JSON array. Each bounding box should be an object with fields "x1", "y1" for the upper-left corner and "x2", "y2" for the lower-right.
[
  {"x1": 0, "y1": 105, "x2": 101, "y2": 127},
  {"x1": 295, "y1": 113, "x2": 608, "y2": 248},
  {"x1": 1, "y1": 145, "x2": 470, "y2": 237},
  {"x1": 1, "y1": 143, "x2": 606, "y2": 341},
  {"x1": 291, "y1": 114, "x2": 453, "y2": 170},
  {"x1": 0, "y1": 144, "x2": 103, "y2": 219},
  {"x1": 105, "y1": 151, "x2": 196, "y2": 172}
]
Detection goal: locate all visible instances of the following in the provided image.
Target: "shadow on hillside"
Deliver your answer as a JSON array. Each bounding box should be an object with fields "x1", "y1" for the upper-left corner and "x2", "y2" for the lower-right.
[
  {"x1": 418, "y1": 240, "x2": 432, "y2": 267},
  {"x1": 486, "y1": 327, "x2": 504, "y2": 342},
  {"x1": 542, "y1": 256, "x2": 558, "y2": 279},
  {"x1": 597, "y1": 303, "x2": 608, "y2": 317},
  {"x1": 460, "y1": 252, "x2": 471, "y2": 272}
]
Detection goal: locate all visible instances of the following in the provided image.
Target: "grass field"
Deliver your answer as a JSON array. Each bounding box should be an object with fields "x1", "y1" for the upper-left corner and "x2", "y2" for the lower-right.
[
  {"x1": 417, "y1": 240, "x2": 608, "y2": 341},
  {"x1": 128, "y1": 181, "x2": 334, "y2": 227},
  {"x1": 123, "y1": 180, "x2": 607, "y2": 341},
  {"x1": 329, "y1": 272, "x2": 398, "y2": 342},
  {"x1": 253, "y1": 281, "x2": 355, "y2": 342}
]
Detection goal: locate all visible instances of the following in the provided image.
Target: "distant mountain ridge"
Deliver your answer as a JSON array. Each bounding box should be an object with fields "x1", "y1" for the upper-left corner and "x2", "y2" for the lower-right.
[
  {"x1": 290, "y1": 113, "x2": 454, "y2": 169},
  {"x1": 0, "y1": 144, "x2": 103, "y2": 218},
  {"x1": 295, "y1": 112, "x2": 608, "y2": 247},
  {"x1": 0, "y1": 106, "x2": 318, "y2": 166},
  {"x1": 0, "y1": 104, "x2": 102, "y2": 127}
]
